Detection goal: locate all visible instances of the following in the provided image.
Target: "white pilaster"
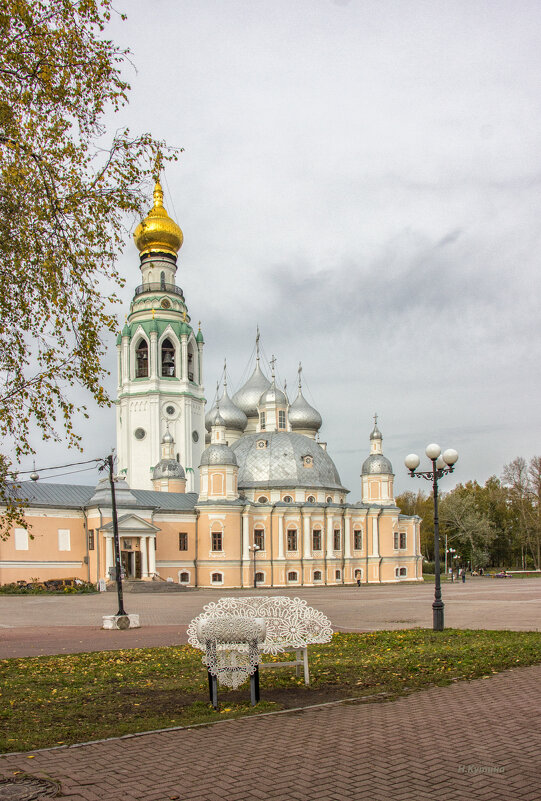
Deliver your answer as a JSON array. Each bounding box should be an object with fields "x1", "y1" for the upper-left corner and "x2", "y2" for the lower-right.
[
  {"x1": 242, "y1": 513, "x2": 250, "y2": 561},
  {"x1": 277, "y1": 514, "x2": 285, "y2": 559},
  {"x1": 303, "y1": 513, "x2": 311, "y2": 559},
  {"x1": 148, "y1": 536, "x2": 156, "y2": 575},
  {"x1": 344, "y1": 515, "x2": 352, "y2": 558},
  {"x1": 150, "y1": 331, "x2": 158, "y2": 379},
  {"x1": 141, "y1": 536, "x2": 149, "y2": 578},
  {"x1": 105, "y1": 535, "x2": 114, "y2": 578},
  {"x1": 326, "y1": 513, "x2": 334, "y2": 558},
  {"x1": 372, "y1": 517, "x2": 379, "y2": 557}
]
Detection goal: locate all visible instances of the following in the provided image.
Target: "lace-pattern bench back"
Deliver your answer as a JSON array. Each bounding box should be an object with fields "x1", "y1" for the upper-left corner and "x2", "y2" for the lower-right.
[{"x1": 188, "y1": 596, "x2": 333, "y2": 686}]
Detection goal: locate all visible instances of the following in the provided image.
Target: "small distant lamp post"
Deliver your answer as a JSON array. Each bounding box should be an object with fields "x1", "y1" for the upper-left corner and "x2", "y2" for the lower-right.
[
  {"x1": 405, "y1": 445, "x2": 458, "y2": 631},
  {"x1": 447, "y1": 547, "x2": 456, "y2": 582},
  {"x1": 249, "y1": 544, "x2": 260, "y2": 589}
]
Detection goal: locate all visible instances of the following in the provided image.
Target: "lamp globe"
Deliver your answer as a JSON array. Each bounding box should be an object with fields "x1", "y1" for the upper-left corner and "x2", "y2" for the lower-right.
[
  {"x1": 405, "y1": 453, "x2": 420, "y2": 471},
  {"x1": 426, "y1": 443, "x2": 441, "y2": 460},
  {"x1": 443, "y1": 448, "x2": 458, "y2": 466}
]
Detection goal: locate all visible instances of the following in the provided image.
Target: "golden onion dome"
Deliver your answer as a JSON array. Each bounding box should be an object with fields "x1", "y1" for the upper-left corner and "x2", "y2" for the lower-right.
[{"x1": 133, "y1": 180, "x2": 183, "y2": 257}]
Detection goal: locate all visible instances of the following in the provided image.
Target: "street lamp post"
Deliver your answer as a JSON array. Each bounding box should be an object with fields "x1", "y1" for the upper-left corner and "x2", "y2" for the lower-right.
[
  {"x1": 249, "y1": 544, "x2": 260, "y2": 589},
  {"x1": 405, "y1": 444, "x2": 458, "y2": 631}
]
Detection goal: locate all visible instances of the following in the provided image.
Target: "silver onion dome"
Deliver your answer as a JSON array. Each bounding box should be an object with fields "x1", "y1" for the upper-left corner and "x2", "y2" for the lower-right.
[
  {"x1": 153, "y1": 459, "x2": 186, "y2": 480},
  {"x1": 259, "y1": 381, "x2": 287, "y2": 407},
  {"x1": 370, "y1": 423, "x2": 382, "y2": 441},
  {"x1": 232, "y1": 361, "x2": 271, "y2": 417},
  {"x1": 361, "y1": 454, "x2": 393, "y2": 475},
  {"x1": 205, "y1": 388, "x2": 247, "y2": 432},
  {"x1": 288, "y1": 388, "x2": 322, "y2": 432},
  {"x1": 200, "y1": 443, "x2": 238, "y2": 467}
]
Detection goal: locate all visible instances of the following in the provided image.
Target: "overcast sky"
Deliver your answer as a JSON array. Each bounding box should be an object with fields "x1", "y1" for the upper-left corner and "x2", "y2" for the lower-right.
[{"x1": 24, "y1": 0, "x2": 541, "y2": 498}]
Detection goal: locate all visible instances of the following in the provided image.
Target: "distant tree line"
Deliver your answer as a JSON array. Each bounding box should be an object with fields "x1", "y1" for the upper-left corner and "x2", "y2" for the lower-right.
[{"x1": 396, "y1": 457, "x2": 541, "y2": 571}]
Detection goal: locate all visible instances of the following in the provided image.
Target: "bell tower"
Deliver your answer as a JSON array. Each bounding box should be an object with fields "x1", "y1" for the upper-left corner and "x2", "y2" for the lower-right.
[{"x1": 116, "y1": 179, "x2": 205, "y2": 491}]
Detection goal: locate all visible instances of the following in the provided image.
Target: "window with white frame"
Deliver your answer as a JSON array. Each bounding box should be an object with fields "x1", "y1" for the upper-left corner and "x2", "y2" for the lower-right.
[
  {"x1": 255, "y1": 571, "x2": 264, "y2": 584},
  {"x1": 278, "y1": 410, "x2": 286, "y2": 429},
  {"x1": 287, "y1": 529, "x2": 297, "y2": 551},
  {"x1": 58, "y1": 529, "x2": 71, "y2": 551},
  {"x1": 14, "y1": 528, "x2": 28, "y2": 551},
  {"x1": 211, "y1": 572, "x2": 223, "y2": 583},
  {"x1": 393, "y1": 531, "x2": 399, "y2": 550},
  {"x1": 333, "y1": 529, "x2": 341, "y2": 550},
  {"x1": 313, "y1": 570, "x2": 322, "y2": 581},
  {"x1": 179, "y1": 571, "x2": 190, "y2": 583},
  {"x1": 287, "y1": 571, "x2": 298, "y2": 582},
  {"x1": 354, "y1": 569, "x2": 363, "y2": 579},
  {"x1": 335, "y1": 569, "x2": 341, "y2": 580},
  {"x1": 354, "y1": 529, "x2": 363, "y2": 550},
  {"x1": 211, "y1": 529, "x2": 223, "y2": 551},
  {"x1": 260, "y1": 412, "x2": 266, "y2": 430},
  {"x1": 254, "y1": 528, "x2": 265, "y2": 550},
  {"x1": 395, "y1": 567, "x2": 407, "y2": 578},
  {"x1": 306, "y1": 495, "x2": 316, "y2": 503},
  {"x1": 400, "y1": 532, "x2": 407, "y2": 549},
  {"x1": 312, "y1": 529, "x2": 322, "y2": 550},
  {"x1": 283, "y1": 495, "x2": 293, "y2": 503}
]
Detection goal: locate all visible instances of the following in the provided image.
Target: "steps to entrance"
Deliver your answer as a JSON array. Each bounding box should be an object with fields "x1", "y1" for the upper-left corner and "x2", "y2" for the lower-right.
[{"x1": 106, "y1": 580, "x2": 190, "y2": 593}]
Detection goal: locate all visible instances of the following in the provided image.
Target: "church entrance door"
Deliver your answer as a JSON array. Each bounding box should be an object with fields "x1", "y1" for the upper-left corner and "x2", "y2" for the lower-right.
[{"x1": 121, "y1": 550, "x2": 143, "y2": 579}]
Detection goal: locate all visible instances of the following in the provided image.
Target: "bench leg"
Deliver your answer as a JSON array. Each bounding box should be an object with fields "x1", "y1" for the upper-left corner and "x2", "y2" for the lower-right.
[
  {"x1": 296, "y1": 649, "x2": 301, "y2": 678},
  {"x1": 250, "y1": 667, "x2": 260, "y2": 706},
  {"x1": 303, "y1": 647, "x2": 310, "y2": 685},
  {"x1": 208, "y1": 670, "x2": 218, "y2": 709}
]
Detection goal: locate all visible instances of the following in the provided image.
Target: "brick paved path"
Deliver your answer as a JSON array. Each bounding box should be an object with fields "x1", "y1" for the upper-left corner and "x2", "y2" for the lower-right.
[{"x1": 2, "y1": 665, "x2": 540, "y2": 801}]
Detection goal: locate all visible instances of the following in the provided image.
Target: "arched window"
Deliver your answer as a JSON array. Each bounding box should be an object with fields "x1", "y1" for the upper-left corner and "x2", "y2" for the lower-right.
[
  {"x1": 306, "y1": 495, "x2": 316, "y2": 503},
  {"x1": 313, "y1": 570, "x2": 322, "y2": 582},
  {"x1": 211, "y1": 572, "x2": 223, "y2": 584},
  {"x1": 187, "y1": 341, "x2": 195, "y2": 382},
  {"x1": 254, "y1": 528, "x2": 265, "y2": 550},
  {"x1": 255, "y1": 571, "x2": 264, "y2": 584},
  {"x1": 287, "y1": 571, "x2": 298, "y2": 583},
  {"x1": 283, "y1": 495, "x2": 293, "y2": 503},
  {"x1": 161, "y1": 338, "x2": 175, "y2": 377},
  {"x1": 135, "y1": 339, "x2": 149, "y2": 378},
  {"x1": 326, "y1": 496, "x2": 333, "y2": 503},
  {"x1": 179, "y1": 572, "x2": 189, "y2": 583},
  {"x1": 287, "y1": 529, "x2": 297, "y2": 551},
  {"x1": 160, "y1": 270, "x2": 166, "y2": 289}
]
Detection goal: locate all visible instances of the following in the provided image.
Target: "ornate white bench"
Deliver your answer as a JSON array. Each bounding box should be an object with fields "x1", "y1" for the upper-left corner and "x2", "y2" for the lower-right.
[{"x1": 187, "y1": 596, "x2": 333, "y2": 701}]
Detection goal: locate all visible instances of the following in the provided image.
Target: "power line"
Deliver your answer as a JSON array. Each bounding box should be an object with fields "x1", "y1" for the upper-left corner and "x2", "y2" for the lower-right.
[
  {"x1": 31, "y1": 465, "x2": 101, "y2": 481},
  {"x1": 16, "y1": 457, "x2": 104, "y2": 475}
]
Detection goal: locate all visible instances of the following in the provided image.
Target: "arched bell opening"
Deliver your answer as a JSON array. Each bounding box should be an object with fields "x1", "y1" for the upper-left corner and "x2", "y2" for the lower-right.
[
  {"x1": 135, "y1": 338, "x2": 149, "y2": 378},
  {"x1": 161, "y1": 338, "x2": 176, "y2": 377}
]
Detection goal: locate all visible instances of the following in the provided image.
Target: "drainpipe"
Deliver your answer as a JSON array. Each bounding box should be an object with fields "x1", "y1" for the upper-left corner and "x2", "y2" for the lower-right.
[
  {"x1": 82, "y1": 508, "x2": 90, "y2": 582},
  {"x1": 194, "y1": 509, "x2": 199, "y2": 588},
  {"x1": 98, "y1": 509, "x2": 103, "y2": 583},
  {"x1": 377, "y1": 508, "x2": 383, "y2": 583},
  {"x1": 300, "y1": 508, "x2": 304, "y2": 587},
  {"x1": 270, "y1": 505, "x2": 274, "y2": 587},
  {"x1": 341, "y1": 508, "x2": 345, "y2": 585}
]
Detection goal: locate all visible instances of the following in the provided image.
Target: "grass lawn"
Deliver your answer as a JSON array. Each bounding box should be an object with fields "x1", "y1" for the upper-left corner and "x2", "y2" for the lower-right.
[{"x1": 2, "y1": 629, "x2": 541, "y2": 753}]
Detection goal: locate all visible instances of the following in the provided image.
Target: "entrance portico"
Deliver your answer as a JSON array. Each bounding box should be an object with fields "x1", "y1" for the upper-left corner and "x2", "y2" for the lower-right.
[{"x1": 101, "y1": 514, "x2": 159, "y2": 581}]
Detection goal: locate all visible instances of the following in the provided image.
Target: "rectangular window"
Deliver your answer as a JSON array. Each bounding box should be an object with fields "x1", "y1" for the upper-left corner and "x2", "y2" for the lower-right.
[
  {"x1": 400, "y1": 532, "x2": 407, "y2": 550},
  {"x1": 14, "y1": 528, "x2": 28, "y2": 551},
  {"x1": 312, "y1": 529, "x2": 322, "y2": 550},
  {"x1": 333, "y1": 529, "x2": 341, "y2": 550},
  {"x1": 254, "y1": 529, "x2": 265, "y2": 550},
  {"x1": 212, "y1": 531, "x2": 223, "y2": 551},
  {"x1": 393, "y1": 532, "x2": 399, "y2": 550},
  {"x1": 179, "y1": 532, "x2": 188, "y2": 551},
  {"x1": 260, "y1": 412, "x2": 266, "y2": 430},
  {"x1": 88, "y1": 530, "x2": 95, "y2": 551},
  {"x1": 278, "y1": 410, "x2": 286, "y2": 429},
  {"x1": 335, "y1": 569, "x2": 341, "y2": 580},
  {"x1": 287, "y1": 530, "x2": 297, "y2": 551},
  {"x1": 58, "y1": 529, "x2": 71, "y2": 551},
  {"x1": 354, "y1": 530, "x2": 362, "y2": 550}
]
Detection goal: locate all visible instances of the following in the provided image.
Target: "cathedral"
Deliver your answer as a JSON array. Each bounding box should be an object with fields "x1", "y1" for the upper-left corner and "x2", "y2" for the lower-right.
[{"x1": 0, "y1": 182, "x2": 422, "y2": 588}]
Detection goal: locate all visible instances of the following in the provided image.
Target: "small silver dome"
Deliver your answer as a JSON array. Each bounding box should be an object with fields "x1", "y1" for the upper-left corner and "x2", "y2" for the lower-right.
[
  {"x1": 259, "y1": 381, "x2": 286, "y2": 407},
  {"x1": 205, "y1": 389, "x2": 247, "y2": 432},
  {"x1": 200, "y1": 443, "x2": 238, "y2": 467},
  {"x1": 162, "y1": 430, "x2": 173, "y2": 444},
  {"x1": 361, "y1": 454, "x2": 393, "y2": 475},
  {"x1": 370, "y1": 424, "x2": 382, "y2": 441},
  {"x1": 232, "y1": 362, "x2": 271, "y2": 417},
  {"x1": 153, "y1": 459, "x2": 185, "y2": 480},
  {"x1": 288, "y1": 388, "x2": 322, "y2": 431}
]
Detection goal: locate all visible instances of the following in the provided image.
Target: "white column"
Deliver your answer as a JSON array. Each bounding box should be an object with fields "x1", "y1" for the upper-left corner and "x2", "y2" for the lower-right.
[
  {"x1": 303, "y1": 513, "x2": 311, "y2": 559},
  {"x1": 344, "y1": 515, "x2": 352, "y2": 558},
  {"x1": 141, "y1": 536, "x2": 149, "y2": 578},
  {"x1": 150, "y1": 331, "x2": 158, "y2": 379},
  {"x1": 326, "y1": 513, "x2": 334, "y2": 558},
  {"x1": 242, "y1": 514, "x2": 250, "y2": 561},
  {"x1": 277, "y1": 514, "x2": 285, "y2": 559},
  {"x1": 197, "y1": 342, "x2": 204, "y2": 386},
  {"x1": 105, "y1": 535, "x2": 114, "y2": 578},
  {"x1": 181, "y1": 335, "x2": 188, "y2": 380},
  {"x1": 148, "y1": 536, "x2": 156, "y2": 575},
  {"x1": 121, "y1": 336, "x2": 129, "y2": 384}
]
